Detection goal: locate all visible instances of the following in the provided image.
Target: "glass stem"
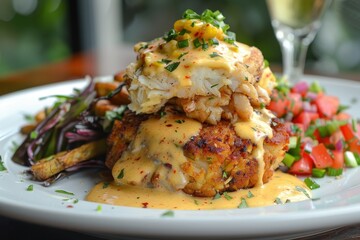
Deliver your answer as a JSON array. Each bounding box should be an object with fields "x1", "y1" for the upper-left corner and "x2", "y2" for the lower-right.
[{"x1": 276, "y1": 29, "x2": 317, "y2": 83}]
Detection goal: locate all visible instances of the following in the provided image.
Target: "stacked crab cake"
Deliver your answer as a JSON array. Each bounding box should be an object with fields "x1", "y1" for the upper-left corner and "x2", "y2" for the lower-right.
[{"x1": 106, "y1": 9, "x2": 289, "y2": 197}]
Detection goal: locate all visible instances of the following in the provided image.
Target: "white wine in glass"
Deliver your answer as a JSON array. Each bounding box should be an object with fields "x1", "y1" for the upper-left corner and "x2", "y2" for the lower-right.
[{"x1": 266, "y1": 0, "x2": 332, "y2": 82}]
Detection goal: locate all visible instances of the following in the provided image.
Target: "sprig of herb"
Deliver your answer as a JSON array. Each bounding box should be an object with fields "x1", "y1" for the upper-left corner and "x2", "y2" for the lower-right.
[{"x1": 55, "y1": 189, "x2": 75, "y2": 196}]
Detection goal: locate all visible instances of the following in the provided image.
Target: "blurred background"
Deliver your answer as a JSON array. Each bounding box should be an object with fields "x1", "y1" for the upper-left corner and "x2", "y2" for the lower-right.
[{"x1": 0, "y1": 0, "x2": 359, "y2": 78}]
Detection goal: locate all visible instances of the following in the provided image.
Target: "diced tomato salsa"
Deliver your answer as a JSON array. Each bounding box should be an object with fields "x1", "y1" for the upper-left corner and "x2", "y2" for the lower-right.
[{"x1": 269, "y1": 80, "x2": 359, "y2": 179}]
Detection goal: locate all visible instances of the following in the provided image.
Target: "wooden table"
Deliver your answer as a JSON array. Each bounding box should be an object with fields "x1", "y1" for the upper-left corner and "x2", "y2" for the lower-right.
[{"x1": 1, "y1": 46, "x2": 360, "y2": 240}]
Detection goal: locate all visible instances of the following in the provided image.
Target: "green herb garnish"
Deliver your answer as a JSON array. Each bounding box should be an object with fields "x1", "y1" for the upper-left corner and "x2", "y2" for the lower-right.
[
  {"x1": 161, "y1": 210, "x2": 175, "y2": 217},
  {"x1": 178, "y1": 52, "x2": 188, "y2": 59},
  {"x1": 102, "y1": 182, "x2": 110, "y2": 189},
  {"x1": 117, "y1": 168, "x2": 125, "y2": 179},
  {"x1": 177, "y1": 39, "x2": 189, "y2": 48},
  {"x1": 0, "y1": 156, "x2": 6, "y2": 171},
  {"x1": 26, "y1": 185, "x2": 34, "y2": 191},
  {"x1": 238, "y1": 197, "x2": 248, "y2": 208},
  {"x1": 295, "y1": 186, "x2": 311, "y2": 199},
  {"x1": 165, "y1": 62, "x2": 180, "y2": 72},
  {"x1": 163, "y1": 29, "x2": 177, "y2": 42},
  {"x1": 209, "y1": 52, "x2": 221, "y2": 58},
  {"x1": 96, "y1": 205, "x2": 102, "y2": 212},
  {"x1": 55, "y1": 189, "x2": 74, "y2": 196},
  {"x1": 193, "y1": 38, "x2": 201, "y2": 48},
  {"x1": 247, "y1": 191, "x2": 254, "y2": 198},
  {"x1": 30, "y1": 130, "x2": 38, "y2": 139},
  {"x1": 223, "y1": 192, "x2": 233, "y2": 200},
  {"x1": 160, "y1": 59, "x2": 172, "y2": 64}
]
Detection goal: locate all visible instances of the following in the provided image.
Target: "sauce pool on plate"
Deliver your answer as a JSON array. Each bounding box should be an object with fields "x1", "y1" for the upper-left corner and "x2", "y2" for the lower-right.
[{"x1": 86, "y1": 171, "x2": 311, "y2": 210}]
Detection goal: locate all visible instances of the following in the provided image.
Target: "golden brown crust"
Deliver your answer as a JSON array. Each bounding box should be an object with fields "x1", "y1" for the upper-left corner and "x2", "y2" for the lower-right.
[{"x1": 105, "y1": 112, "x2": 289, "y2": 197}]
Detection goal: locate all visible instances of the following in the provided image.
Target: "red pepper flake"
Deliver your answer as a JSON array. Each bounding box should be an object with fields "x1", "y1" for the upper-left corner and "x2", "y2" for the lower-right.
[
  {"x1": 173, "y1": 170, "x2": 177, "y2": 173},
  {"x1": 194, "y1": 32, "x2": 199, "y2": 37},
  {"x1": 67, "y1": 205, "x2": 73, "y2": 208},
  {"x1": 142, "y1": 202, "x2": 149, "y2": 208},
  {"x1": 166, "y1": 124, "x2": 173, "y2": 127},
  {"x1": 185, "y1": 76, "x2": 190, "y2": 79},
  {"x1": 140, "y1": 170, "x2": 144, "y2": 174},
  {"x1": 184, "y1": 65, "x2": 190, "y2": 69}
]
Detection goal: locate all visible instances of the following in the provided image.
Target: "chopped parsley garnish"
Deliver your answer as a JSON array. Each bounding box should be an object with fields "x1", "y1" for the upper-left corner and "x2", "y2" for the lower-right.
[
  {"x1": 163, "y1": 29, "x2": 177, "y2": 42},
  {"x1": 0, "y1": 156, "x2": 6, "y2": 171},
  {"x1": 224, "y1": 31, "x2": 236, "y2": 44},
  {"x1": 30, "y1": 130, "x2": 38, "y2": 139},
  {"x1": 209, "y1": 52, "x2": 221, "y2": 58},
  {"x1": 96, "y1": 205, "x2": 102, "y2": 212},
  {"x1": 178, "y1": 52, "x2": 188, "y2": 59},
  {"x1": 161, "y1": 210, "x2": 174, "y2": 217},
  {"x1": 26, "y1": 185, "x2": 34, "y2": 191},
  {"x1": 209, "y1": 38, "x2": 219, "y2": 46},
  {"x1": 117, "y1": 168, "x2": 125, "y2": 179},
  {"x1": 102, "y1": 182, "x2": 110, "y2": 189},
  {"x1": 223, "y1": 192, "x2": 233, "y2": 200},
  {"x1": 238, "y1": 197, "x2": 248, "y2": 208},
  {"x1": 222, "y1": 171, "x2": 228, "y2": 178},
  {"x1": 177, "y1": 39, "x2": 189, "y2": 48},
  {"x1": 23, "y1": 114, "x2": 34, "y2": 122},
  {"x1": 160, "y1": 59, "x2": 172, "y2": 64},
  {"x1": 182, "y1": 9, "x2": 230, "y2": 34},
  {"x1": 193, "y1": 38, "x2": 201, "y2": 48},
  {"x1": 211, "y1": 84, "x2": 219, "y2": 88},
  {"x1": 274, "y1": 197, "x2": 283, "y2": 205},
  {"x1": 201, "y1": 41, "x2": 209, "y2": 51},
  {"x1": 247, "y1": 191, "x2": 254, "y2": 198},
  {"x1": 160, "y1": 111, "x2": 167, "y2": 117},
  {"x1": 194, "y1": 199, "x2": 199, "y2": 205},
  {"x1": 55, "y1": 189, "x2": 75, "y2": 196},
  {"x1": 213, "y1": 192, "x2": 221, "y2": 200},
  {"x1": 179, "y1": 29, "x2": 190, "y2": 35},
  {"x1": 260, "y1": 102, "x2": 266, "y2": 109},
  {"x1": 175, "y1": 119, "x2": 185, "y2": 124},
  {"x1": 73, "y1": 199, "x2": 79, "y2": 204},
  {"x1": 165, "y1": 62, "x2": 180, "y2": 72},
  {"x1": 295, "y1": 186, "x2": 311, "y2": 199}
]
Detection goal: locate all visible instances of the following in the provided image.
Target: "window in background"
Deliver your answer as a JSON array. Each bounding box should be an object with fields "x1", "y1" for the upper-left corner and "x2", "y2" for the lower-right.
[{"x1": 0, "y1": 0, "x2": 77, "y2": 76}]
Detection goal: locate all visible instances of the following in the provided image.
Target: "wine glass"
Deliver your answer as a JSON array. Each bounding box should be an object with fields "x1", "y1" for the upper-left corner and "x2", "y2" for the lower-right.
[{"x1": 266, "y1": 0, "x2": 332, "y2": 83}]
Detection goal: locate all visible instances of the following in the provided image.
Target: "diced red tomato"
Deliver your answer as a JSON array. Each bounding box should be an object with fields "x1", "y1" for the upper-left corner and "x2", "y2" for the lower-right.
[
  {"x1": 340, "y1": 124, "x2": 354, "y2": 141},
  {"x1": 314, "y1": 95, "x2": 339, "y2": 118},
  {"x1": 331, "y1": 150, "x2": 344, "y2": 169},
  {"x1": 268, "y1": 93, "x2": 289, "y2": 117},
  {"x1": 293, "y1": 112, "x2": 319, "y2": 130},
  {"x1": 288, "y1": 93, "x2": 303, "y2": 116},
  {"x1": 288, "y1": 152, "x2": 313, "y2": 175},
  {"x1": 313, "y1": 128, "x2": 337, "y2": 146},
  {"x1": 310, "y1": 143, "x2": 333, "y2": 168},
  {"x1": 268, "y1": 92, "x2": 303, "y2": 117}
]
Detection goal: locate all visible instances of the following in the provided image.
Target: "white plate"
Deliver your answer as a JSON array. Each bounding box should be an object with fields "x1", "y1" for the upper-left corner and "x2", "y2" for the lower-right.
[{"x1": 1, "y1": 75, "x2": 360, "y2": 240}]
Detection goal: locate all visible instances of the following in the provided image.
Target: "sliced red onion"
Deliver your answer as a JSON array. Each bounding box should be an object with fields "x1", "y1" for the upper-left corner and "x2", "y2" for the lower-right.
[
  {"x1": 335, "y1": 140, "x2": 344, "y2": 151},
  {"x1": 293, "y1": 81, "x2": 308, "y2": 94},
  {"x1": 306, "y1": 92, "x2": 318, "y2": 101}
]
